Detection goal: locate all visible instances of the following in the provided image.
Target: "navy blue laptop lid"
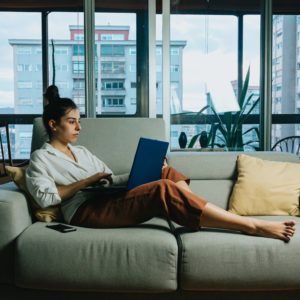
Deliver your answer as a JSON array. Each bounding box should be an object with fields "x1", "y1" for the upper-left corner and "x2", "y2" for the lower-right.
[
  {"x1": 81, "y1": 137, "x2": 169, "y2": 192},
  {"x1": 127, "y1": 137, "x2": 169, "y2": 190}
]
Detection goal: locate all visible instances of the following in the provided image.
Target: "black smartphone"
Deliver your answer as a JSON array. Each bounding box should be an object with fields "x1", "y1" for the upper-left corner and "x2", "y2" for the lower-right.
[{"x1": 46, "y1": 223, "x2": 77, "y2": 233}]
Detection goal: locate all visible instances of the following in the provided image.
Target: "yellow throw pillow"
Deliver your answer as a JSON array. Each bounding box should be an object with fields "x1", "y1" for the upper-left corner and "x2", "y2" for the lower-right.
[
  {"x1": 5, "y1": 165, "x2": 62, "y2": 223},
  {"x1": 228, "y1": 154, "x2": 300, "y2": 216}
]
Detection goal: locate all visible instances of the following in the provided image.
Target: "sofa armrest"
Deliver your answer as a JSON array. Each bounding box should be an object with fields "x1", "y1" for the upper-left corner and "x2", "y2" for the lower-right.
[{"x1": 0, "y1": 182, "x2": 32, "y2": 284}]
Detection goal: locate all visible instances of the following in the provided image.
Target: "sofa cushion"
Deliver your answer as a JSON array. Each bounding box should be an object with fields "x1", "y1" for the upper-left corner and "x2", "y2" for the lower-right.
[
  {"x1": 228, "y1": 154, "x2": 300, "y2": 216},
  {"x1": 178, "y1": 216, "x2": 300, "y2": 291},
  {"x1": 167, "y1": 151, "x2": 300, "y2": 180},
  {"x1": 15, "y1": 218, "x2": 178, "y2": 292}
]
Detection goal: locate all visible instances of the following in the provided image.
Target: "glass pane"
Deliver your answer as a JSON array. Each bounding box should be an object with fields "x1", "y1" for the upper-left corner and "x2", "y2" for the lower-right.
[
  {"x1": 272, "y1": 15, "x2": 300, "y2": 145},
  {"x1": 11, "y1": 125, "x2": 33, "y2": 160},
  {"x1": 95, "y1": 13, "x2": 136, "y2": 115},
  {"x1": 271, "y1": 124, "x2": 300, "y2": 156},
  {"x1": 168, "y1": 15, "x2": 238, "y2": 150},
  {"x1": 0, "y1": 12, "x2": 41, "y2": 114},
  {"x1": 48, "y1": 12, "x2": 85, "y2": 114},
  {"x1": 243, "y1": 15, "x2": 261, "y2": 151}
]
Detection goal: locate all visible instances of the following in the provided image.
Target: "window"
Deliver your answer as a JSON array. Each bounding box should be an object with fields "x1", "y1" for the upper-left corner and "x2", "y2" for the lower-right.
[
  {"x1": 48, "y1": 12, "x2": 84, "y2": 105},
  {"x1": 95, "y1": 12, "x2": 136, "y2": 116},
  {"x1": 17, "y1": 81, "x2": 32, "y2": 89},
  {"x1": 74, "y1": 33, "x2": 84, "y2": 41},
  {"x1": 35, "y1": 47, "x2": 42, "y2": 54},
  {"x1": 171, "y1": 65, "x2": 179, "y2": 73},
  {"x1": 74, "y1": 79, "x2": 85, "y2": 89},
  {"x1": 35, "y1": 64, "x2": 42, "y2": 72},
  {"x1": 277, "y1": 42, "x2": 283, "y2": 50},
  {"x1": 272, "y1": 15, "x2": 300, "y2": 146},
  {"x1": 102, "y1": 97, "x2": 124, "y2": 107},
  {"x1": 131, "y1": 82, "x2": 136, "y2": 88},
  {"x1": 168, "y1": 14, "x2": 238, "y2": 149},
  {"x1": 17, "y1": 47, "x2": 31, "y2": 55},
  {"x1": 55, "y1": 47, "x2": 69, "y2": 55},
  {"x1": 101, "y1": 45, "x2": 125, "y2": 56},
  {"x1": 101, "y1": 34, "x2": 124, "y2": 40},
  {"x1": 156, "y1": 47, "x2": 162, "y2": 55},
  {"x1": 73, "y1": 62, "x2": 85, "y2": 73},
  {"x1": 56, "y1": 64, "x2": 68, "y2": 72},
  {"x1": 17, "y1": 64, "x2": 32, "y2": 72},
  {"x1": 129, "y1": 47, "x2": 136, "y2": 55},
  {"x1": 102, "y1": 80, "x2": 124, "y2": 90},
  {"x1": 130, "y1": 98, "x2": 136, "y2": 104},
  {"x1": 101, "y1": 62, "x2": 125, "y2": 74},
  {"x1": 171, "y1": 48, "x2": 179, "y2": 55},
  {"x1": 73, "y1": 45, "x2": 84, "y2": 56}
]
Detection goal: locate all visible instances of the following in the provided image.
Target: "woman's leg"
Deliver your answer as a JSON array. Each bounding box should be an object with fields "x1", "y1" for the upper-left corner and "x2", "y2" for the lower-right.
[
  {"x1": 161, "y1": 166, "x2": 192, "y2": 192},
  {"x1": 162, "y1": 166, "x2": 296, "y2": 241},
  {"x1": 72, "y1": 168, "x2": 296, "y2": 241},
  {"x1": 71, "y1": 179, "x2": 207, "y2": 230},
  {"x1": 200, "y1": 202, "x2": 296, "y2": 242}
]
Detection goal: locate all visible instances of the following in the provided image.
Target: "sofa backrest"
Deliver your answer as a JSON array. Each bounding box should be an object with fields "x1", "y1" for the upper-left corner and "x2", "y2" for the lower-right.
[
  {"x1": 168, "y1": 151, "x2": 300, "y2": 209},
  {"x1": 31, "y1": 117, "x2": 300, "y2": 208},
  {"x1": 31, "y1": 117, "x2": 166, "y2": 174}
]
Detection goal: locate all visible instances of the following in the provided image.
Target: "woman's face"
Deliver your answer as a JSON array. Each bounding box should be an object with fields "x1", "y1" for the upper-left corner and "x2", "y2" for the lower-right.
[{"x1": 49, "y1": 108, "x2": 81, "y2": 144}]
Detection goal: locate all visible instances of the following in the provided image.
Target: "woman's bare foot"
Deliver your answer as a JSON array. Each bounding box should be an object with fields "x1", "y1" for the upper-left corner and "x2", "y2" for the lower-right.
[{"x1": 248, "y1": 219, "x2": 296, "y2": 242}]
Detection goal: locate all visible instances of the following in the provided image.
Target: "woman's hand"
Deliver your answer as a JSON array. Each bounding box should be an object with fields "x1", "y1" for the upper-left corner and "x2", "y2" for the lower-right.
[
  {"x1": 86, "y1": 172, "x2": 113, "y2": 187},
  {"x1": 56, "y1": 172, "x2": 112, "y2": 201},
  {"x1": 162, "y1": 157, "x2": 168, "y2": 169}
]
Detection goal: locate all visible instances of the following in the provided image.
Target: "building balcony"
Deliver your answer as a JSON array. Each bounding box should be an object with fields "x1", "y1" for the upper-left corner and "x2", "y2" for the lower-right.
[
  {"x1": 100, "y1": 72, "x2": 126, "y2": 79},
  {"x1": 101, "y1": 105, "x2": 126, "y2": 114},
  {"x1": 100, "y1": 56, "x2": 126, "y2": 62},
  {"x1": 72, "y1": 72, "x2": 85, "y2": 78},
  {"x1": 100, "y1": 89, "x2": 126, "y2": 96}
]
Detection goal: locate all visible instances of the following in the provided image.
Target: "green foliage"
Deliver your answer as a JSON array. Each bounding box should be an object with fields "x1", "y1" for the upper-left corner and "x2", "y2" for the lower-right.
[{"x1": 188, "y1": 67, "x2": 260, "y2": 151}]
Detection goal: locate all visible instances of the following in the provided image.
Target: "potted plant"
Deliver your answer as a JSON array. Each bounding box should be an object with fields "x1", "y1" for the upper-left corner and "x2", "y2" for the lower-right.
[{"x1": 188, "y1": 67, "x2": 260, "y2": 151}]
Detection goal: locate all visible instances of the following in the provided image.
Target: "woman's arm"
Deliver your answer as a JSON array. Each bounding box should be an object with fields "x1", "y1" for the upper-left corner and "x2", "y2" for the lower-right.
[{"x1": 57, "y1": 172, "x2": 112, "y2": 201}]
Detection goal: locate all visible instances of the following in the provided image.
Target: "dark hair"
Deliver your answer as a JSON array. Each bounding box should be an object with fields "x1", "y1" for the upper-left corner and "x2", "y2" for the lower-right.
[
  {"x1": 43, "y1": 97, "x2": 78, "y2": 138},
  {"x1": 43, "y1": 85, "x2": 60, "y2": 104}
]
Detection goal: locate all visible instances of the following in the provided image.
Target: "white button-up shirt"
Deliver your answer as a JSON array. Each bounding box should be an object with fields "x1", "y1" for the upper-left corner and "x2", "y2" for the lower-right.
[{"x1": 26, "y1": 143, "x2": 128, "y2": 223}]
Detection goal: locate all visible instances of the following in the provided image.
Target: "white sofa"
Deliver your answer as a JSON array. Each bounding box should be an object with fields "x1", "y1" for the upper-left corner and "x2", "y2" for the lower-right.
[{"x1": 0, "y1": 117, "x2": 300, "y2": 300}]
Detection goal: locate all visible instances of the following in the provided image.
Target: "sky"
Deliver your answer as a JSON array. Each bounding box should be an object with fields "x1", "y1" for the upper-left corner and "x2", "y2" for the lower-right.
[{"x1": 0, "y1": 12, "x2": 261, "y2": 112}]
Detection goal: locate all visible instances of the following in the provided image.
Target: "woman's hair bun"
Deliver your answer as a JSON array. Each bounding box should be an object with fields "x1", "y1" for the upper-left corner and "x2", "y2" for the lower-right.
[{"x1": 44, "y1": 85, "x2": 60, "y2": 104}]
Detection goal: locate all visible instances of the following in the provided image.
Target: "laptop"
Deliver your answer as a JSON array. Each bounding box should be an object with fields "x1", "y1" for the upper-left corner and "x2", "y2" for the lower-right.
[{"x1": 82, "y1": 137, "x2": 169, "y2": 193}]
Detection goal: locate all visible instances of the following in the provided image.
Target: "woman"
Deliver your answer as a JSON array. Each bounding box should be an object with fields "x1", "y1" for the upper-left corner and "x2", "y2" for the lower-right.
[{"x1": 26, "y1": 97, "x2": 296, "y2": 242}]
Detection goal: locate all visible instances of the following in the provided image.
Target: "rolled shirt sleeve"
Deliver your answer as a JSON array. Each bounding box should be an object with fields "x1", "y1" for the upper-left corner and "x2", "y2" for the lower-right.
[{"x1": 26, "y1": 153, "x2": 61, "y2": 208}]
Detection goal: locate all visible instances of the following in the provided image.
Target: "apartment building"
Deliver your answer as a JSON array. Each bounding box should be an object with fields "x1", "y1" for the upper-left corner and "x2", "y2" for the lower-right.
[
  {"x1": 272, "y1": 15, "x2": 300, "y2": 142},
  {"x1": 9, "y1": 25, "x2": 186, "y2": 157}
]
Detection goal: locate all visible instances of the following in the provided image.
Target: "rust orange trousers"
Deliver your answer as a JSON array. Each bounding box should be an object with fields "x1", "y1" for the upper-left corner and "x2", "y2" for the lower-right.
[{"x1": 70, "y1": 166, "x2": 207, "y2": 230}]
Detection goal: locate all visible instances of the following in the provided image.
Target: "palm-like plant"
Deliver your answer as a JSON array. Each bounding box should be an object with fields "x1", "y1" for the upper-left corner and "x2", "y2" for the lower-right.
[{"x1": 188, "y1": 67, "x2": 260, "y2": 151}]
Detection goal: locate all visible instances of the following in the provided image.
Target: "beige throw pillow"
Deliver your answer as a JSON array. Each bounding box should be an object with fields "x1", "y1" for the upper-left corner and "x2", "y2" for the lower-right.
[
  {"x1": 228, "y1": 154, "x2": 300, "y2": 216},
  {"x1": 5, "y1": 166, "x2": 62, "y2": 223}
]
